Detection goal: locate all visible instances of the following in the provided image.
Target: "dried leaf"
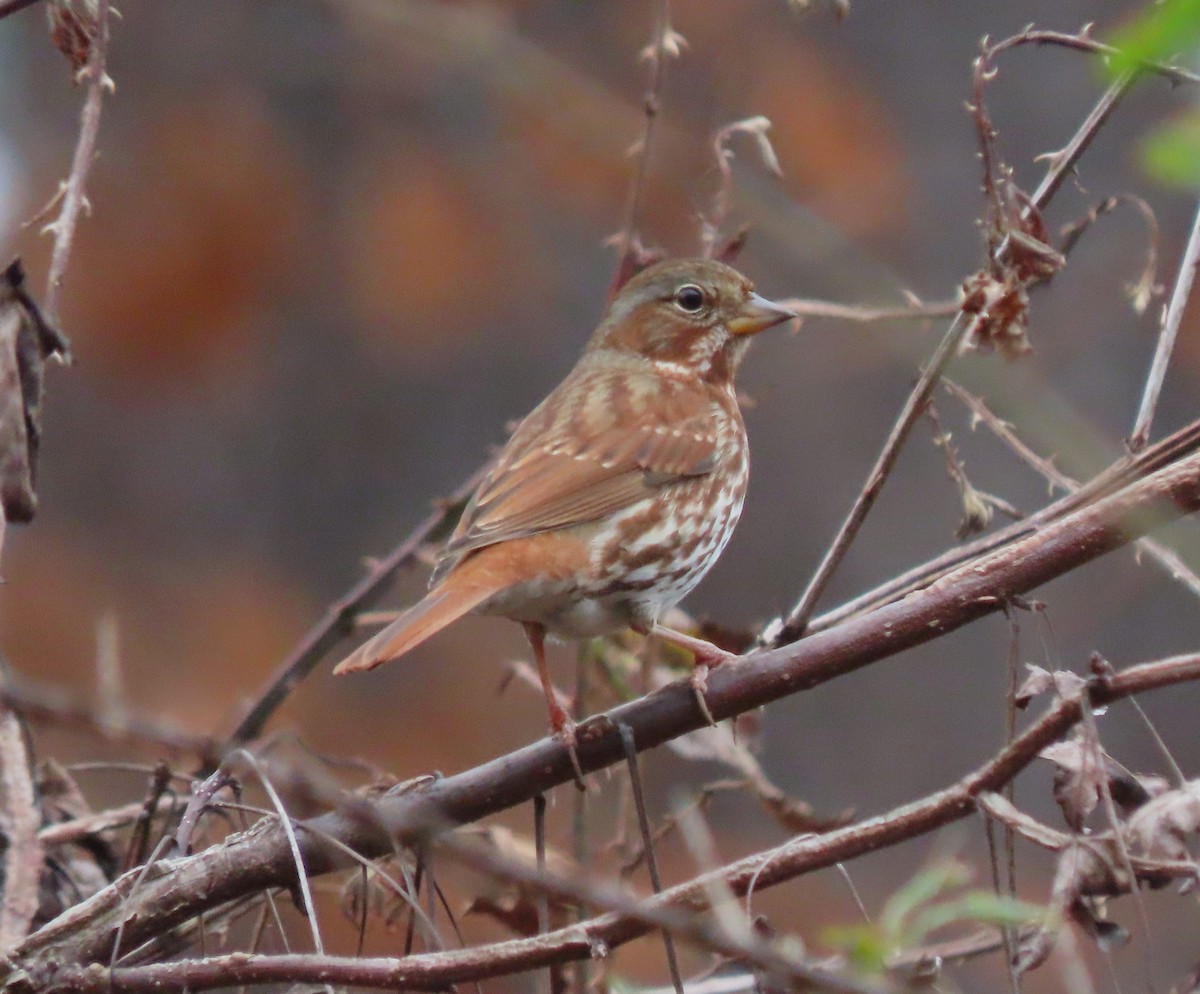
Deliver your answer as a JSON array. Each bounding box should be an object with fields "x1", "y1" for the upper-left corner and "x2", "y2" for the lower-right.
[
  {"x1": 1014, "y1": 664, "x2": 1053, "y2": 708},
  {"x1": 1041, "y1": 739, "x2": 1103, "y2": 831},
  {"x1": 1014, "y1": 665, "x2": 1084, "y2": 709},
  {"x1": 0, "y1": 260, "x2": 69, "y2": 525},
  {"x1": 339, "y1": 854, "x2": 418, "y2": 931},
  {"x1": 46, "y1": 0, "x2": 101, "y2": 76},
  {"x1": 456, "y1": 824, "x2": 580, "y2": 936},
  {"x1": 1125, "y1": 780, "x2": 1200, "y2": 866},
  {"x1": 959, "y1": 272, "x2": 1032, "y2": 361},
  {"x1": 1012, "y1": 782, "x2": 1200, "y2": 975}
]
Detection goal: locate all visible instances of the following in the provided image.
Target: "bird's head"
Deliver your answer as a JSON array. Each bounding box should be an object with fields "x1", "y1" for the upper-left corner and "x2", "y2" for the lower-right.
[{"x1": 588, "y1": 258, "x2": 795, "y2": 383}]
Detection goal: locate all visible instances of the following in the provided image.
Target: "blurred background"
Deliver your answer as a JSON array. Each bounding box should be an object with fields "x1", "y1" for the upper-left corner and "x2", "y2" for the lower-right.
[{"x1": 3, "y1": 0, "x2": 1200, "y2": 987}]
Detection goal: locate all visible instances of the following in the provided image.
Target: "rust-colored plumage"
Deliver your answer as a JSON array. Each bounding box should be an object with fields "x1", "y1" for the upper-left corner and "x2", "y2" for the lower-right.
[{"x1": 335, "y1": 259, "x2": 794, "y2": 771}]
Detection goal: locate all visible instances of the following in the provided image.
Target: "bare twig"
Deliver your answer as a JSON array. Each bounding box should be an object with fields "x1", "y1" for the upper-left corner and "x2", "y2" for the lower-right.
[
  {"x1": 807, "y1": 414, "x2": 1200, "y2": 634},
  {"x1": 610, "y1": 0, "x2": 675, "y2": 290},
  {"x1": 0, "y1": 0, "x2": 43, "y2": 20},
  {"x1": 1131, "y1": 200, "x2": 1200, "y2": 451},
  {"x1": 37, "y1": 799, "x2": 172, "y2": 847},
  {"x1": 0, "y1": 702, "x2": 41, "y2": 952},
  {"x1": 618, "y1": 723, "x2": 684, "y2": 994},
  {"x1": 946, "y1": 380, "x2": 1200, "y2": 599},
  {"x1": 222, "y1": 466, "x2": 485, "y2": 751},
  {"x1": 25, "y1": 653, "x2": 1200, "y2": 994},
  {"x1": 775, "y1": 297, "x2": 959, "y2": 325},
  {"x1": 43, "y1": 0, "x2": 113, "y2": 323},
  {"x1": 764, "y1": 310, "x2": 981, "y2": 644},
  {"x1": 13, "y1": 442, "x2": 1200, "y2": 975},
  {"x1": 0, "y1": 676, "x2": 216, "y2": 760}
]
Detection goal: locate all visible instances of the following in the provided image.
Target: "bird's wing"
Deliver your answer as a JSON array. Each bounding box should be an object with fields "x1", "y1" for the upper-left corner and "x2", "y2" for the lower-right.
[{"x1": 433, "y1": 363, "x2": 722, "y2": 580}]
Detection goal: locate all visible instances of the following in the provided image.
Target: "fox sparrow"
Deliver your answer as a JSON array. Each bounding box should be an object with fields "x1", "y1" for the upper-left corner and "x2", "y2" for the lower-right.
[{"x1": 335, "y1": 258, "x2": 794, "y2": 778}]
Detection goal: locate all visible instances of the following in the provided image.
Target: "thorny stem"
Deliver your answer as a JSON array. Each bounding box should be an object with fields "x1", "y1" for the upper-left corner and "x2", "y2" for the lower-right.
[
  {"x1": 1028, "y1": 75, "x2": 1131, "y2": 213},
  {"x1": 945, "y1": 380, "x2": 1200, "y2": 599},
  {"x1": 23, "y1": 653, "x2": 1200, "y2": 994},
  {"x1": 765, "y1": 310, "x2": 980, "y2": 645},
  {"x1": 13, "y1": 441, "x2": 1200, "y2": 976},
  {"x1": 44, "y1": 0, "x2": 113, "y2": 324},
  {"x1": 614, "y1": 0, "x2": 672, "y2": 273},
  {"x1": 1002, "y1": 27, "x2": 1200, "y2": 88},
  {"x1": 1131, "y1": 199, "x2": 1200, "y2": 451},
  {"x1": 765, "y1": 37, "x2": 1146, "y2": 645},
  {"x1": 806, "y1": 414, "x2": 1200, "y2": 634}
]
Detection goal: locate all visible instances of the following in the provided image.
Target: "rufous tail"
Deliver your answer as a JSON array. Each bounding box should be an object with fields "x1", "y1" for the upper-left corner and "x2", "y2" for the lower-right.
[{"x1": 332, "y1": 568, "x2": 501, "y2": 675}]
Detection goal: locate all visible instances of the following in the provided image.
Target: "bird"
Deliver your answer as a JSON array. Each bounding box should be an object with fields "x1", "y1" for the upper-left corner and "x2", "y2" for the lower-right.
[{"x1": 334, "y1": 258, "x2": 795, "y2": 780}]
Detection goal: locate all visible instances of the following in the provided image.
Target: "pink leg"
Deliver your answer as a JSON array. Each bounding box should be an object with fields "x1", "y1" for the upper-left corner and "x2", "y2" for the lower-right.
[
  {"x1": 523, "y1": 623, "x2": 586, "y2": 789},
  {"x1": 650, "y1": 625, "x2": 737, "y2": 726}
]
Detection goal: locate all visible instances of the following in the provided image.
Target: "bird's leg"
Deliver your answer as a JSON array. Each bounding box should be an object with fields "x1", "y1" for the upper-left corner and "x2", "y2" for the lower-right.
[
  {"x1": 648, "y1": 625, "x2": 737, "y2": 727},
  {"x1": 523, "y1": 622, "x2": 586, "y2": 790}
]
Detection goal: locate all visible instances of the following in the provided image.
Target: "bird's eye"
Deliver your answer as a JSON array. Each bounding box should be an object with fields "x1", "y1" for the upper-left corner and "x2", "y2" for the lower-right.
[{"x1": 674, "y1": 284, "x2": 706, "y2": 313}]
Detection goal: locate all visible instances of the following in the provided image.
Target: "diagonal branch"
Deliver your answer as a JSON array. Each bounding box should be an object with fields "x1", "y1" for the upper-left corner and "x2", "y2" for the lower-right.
[
  {"x1": 1130, "y1": 199, "x2": 1200, "y2": 451},
  {"x1": 43, "y1": 0, "x2": 113, "y2": 324},
  {"x1": 946, "y1": 379, "x2": 1200, "y2": 598},
  {"x1": 763, "y1": 310, "x2": 980, "y2": 644},
  {"x1": 806, "y1": 415, "x2": 1200, "y2": 634},
  {"x1": 11, "y1": 431, "x2": 1200, "y2": 976},
  {"x1": 23, "y1": 652, "x2": 1200, "y2": 994},
  {"x1": 221, "y1": 467, "x2": 485, "y2": 751}
]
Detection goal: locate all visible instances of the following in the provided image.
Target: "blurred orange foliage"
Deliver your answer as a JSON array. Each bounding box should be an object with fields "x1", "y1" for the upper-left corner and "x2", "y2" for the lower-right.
[{"x1": 60, "y1": 92, "x2": 306, "y2": 386}]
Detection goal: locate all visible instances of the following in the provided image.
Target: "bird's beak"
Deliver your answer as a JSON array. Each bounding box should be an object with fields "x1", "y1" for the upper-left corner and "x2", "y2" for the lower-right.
[{"x1": 727, "y1": 292, "x2": 797, "y2": 336}]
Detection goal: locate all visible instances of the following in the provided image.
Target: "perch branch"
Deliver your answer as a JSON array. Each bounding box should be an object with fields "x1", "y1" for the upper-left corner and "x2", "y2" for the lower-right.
[
  {"x1": 24, "y1": 652, "x2": 1200, "y2": 994},
  {"x1": 11, "y1": 437, "x2": 1200, "y2": 975}
]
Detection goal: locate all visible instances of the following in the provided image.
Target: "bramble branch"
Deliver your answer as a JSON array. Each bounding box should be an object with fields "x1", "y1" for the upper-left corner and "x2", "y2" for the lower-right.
[
  {"x1": 22, "y1": 652, "x2": 1200, "y2": 993},
  {"x1": 11, "y1": 426, "x2": 1200, "y2": 978}
]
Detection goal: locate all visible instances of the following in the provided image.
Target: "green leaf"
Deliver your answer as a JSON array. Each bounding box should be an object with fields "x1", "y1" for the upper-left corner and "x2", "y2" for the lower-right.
[
  {"x1": 907, "y1": 891, "x2": 1049, "y2": 943},
  {"x1": 1108, "y1": 0, "x2": 1200, "y2": 77},
  {"x1": 1143, "y1": 113, "x2": 1200, "y2": 188},
  {"x1": 822, "y1": 924, "x2": 890, "y2": 975},
  {"x1": 878, "y1": 860, "x2": 969, "y2": 939}
]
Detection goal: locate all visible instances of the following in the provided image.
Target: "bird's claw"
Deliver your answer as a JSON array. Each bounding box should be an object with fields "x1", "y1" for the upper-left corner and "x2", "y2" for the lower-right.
[
  {"x1": 550, "y1": 708, "x2": 588, "y2": 791},
  {"x1": 690, "y1": 664, "x2": 717, "y2": 727}
]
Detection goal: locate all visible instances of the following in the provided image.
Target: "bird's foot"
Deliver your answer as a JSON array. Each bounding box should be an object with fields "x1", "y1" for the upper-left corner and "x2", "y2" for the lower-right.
[
  {"x1": 651, "y1": 626, "x2": 736, "y2": 728},
  {"x1": 549, "y1": 704, "x2": 587, "y2": 791}
]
